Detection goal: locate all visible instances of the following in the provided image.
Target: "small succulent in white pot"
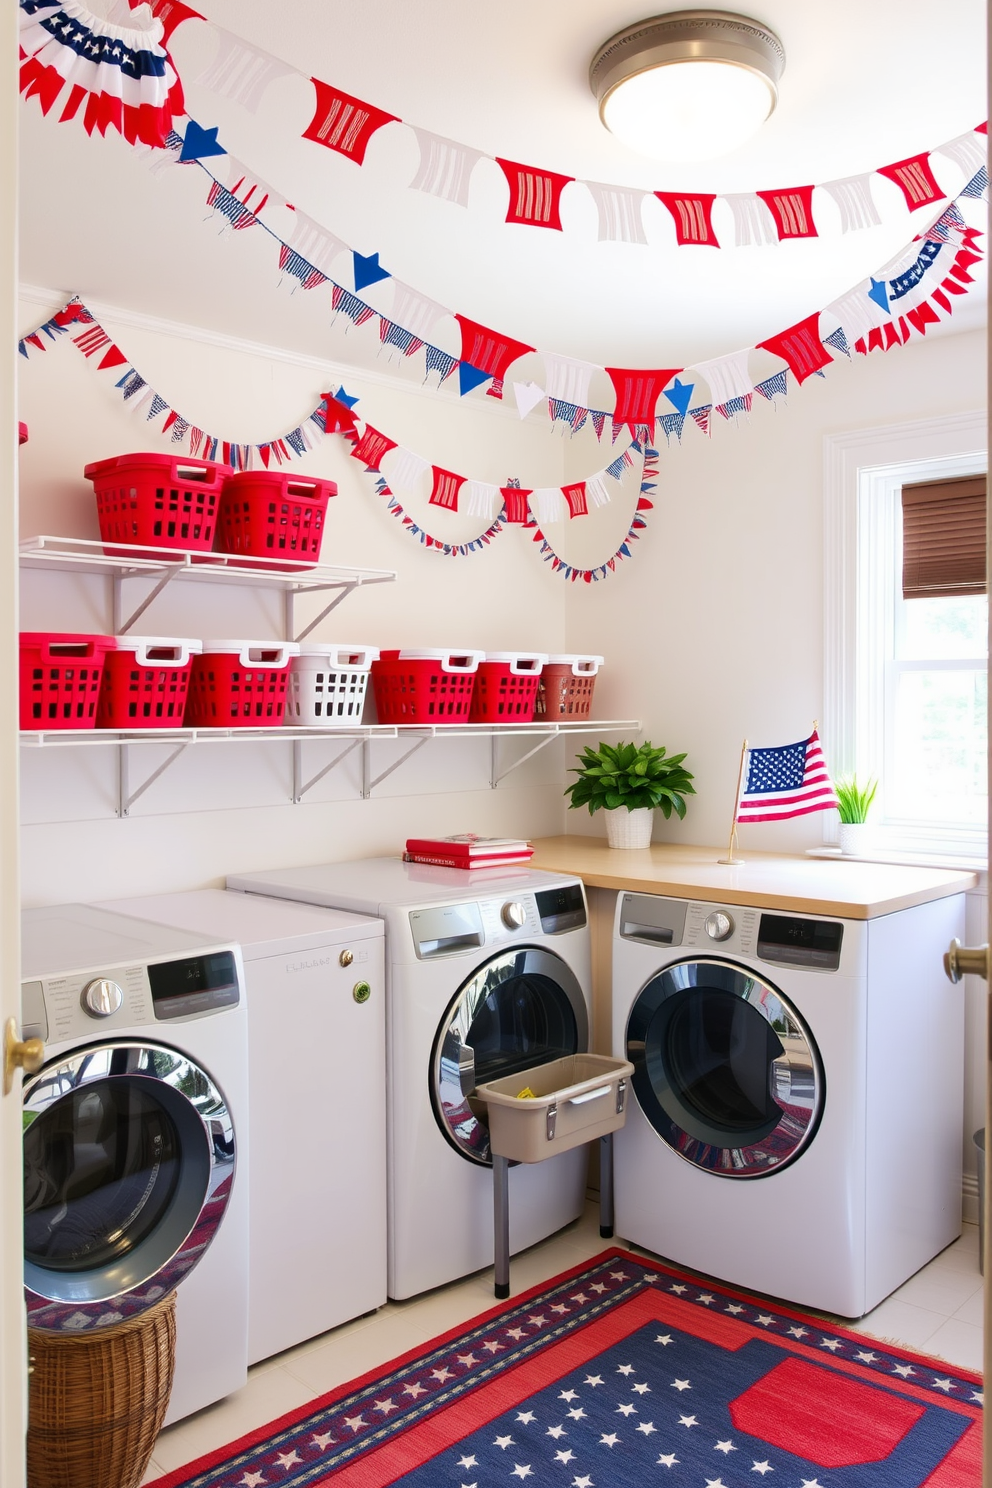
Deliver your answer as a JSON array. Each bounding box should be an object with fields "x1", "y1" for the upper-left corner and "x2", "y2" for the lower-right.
[{"x1": 834, "y1": 775, "x2": 877, "y2": 855}]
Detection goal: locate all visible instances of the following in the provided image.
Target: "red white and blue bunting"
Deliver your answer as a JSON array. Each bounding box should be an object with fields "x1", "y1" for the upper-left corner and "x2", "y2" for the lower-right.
[
  {"x1": 18, "y1": 0, "x2": 184, "y2": 146},
  {"x1": 82, "y1": 0, "x2": 988, "y2": 253},
  {"x1": 130, "y1": 125, "x2": 987, "y2": 433},
  {"x1": 17, "y1": 298, "x2": 654, "y2": 581}
]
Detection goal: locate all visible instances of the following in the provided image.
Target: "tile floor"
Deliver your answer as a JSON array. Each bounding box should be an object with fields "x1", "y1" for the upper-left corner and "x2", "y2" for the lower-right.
[{"x1": 143, "y1": 1206, "x2": 984, "y2": 1483}]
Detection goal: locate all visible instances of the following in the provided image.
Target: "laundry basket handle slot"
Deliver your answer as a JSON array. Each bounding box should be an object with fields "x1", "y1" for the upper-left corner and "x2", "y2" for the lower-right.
[{"x1": 568, "y1": 1086, "x2": 611, "y2": 1106}]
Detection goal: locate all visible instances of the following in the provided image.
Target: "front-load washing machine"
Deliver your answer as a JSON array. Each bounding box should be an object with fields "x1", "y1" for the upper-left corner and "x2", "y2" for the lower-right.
[
  {"x1": 612, "y1": 889, "x2": 966, "y2": 1317},
  {"x1": 20, "y1": 904, "x2": 249, "y2": 1425},
  {"x1": 101, "y1": 889, "x2": 387, "y2": 1364},
  {"x1": 228, "y1": 857, "x2": 592, "y2": 1299}
]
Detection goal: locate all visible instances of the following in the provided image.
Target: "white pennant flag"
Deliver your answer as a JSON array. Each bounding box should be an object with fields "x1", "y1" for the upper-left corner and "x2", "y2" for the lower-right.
[
  {"x1": 583, "y1": 181, "x2": 649, "y2": 244},
  {"x1": 381, "y1": 445, "x2": 429, "y2": 495},
  {"x1": 722, "y1": 193, "x2": 778, "y2": 247},
  {"x1": 390, "y1": 281, "x2": 452, "y2": 341},
  {"x1": 221, "y1": 157, "x2": 282, "y2": 216},
  {"x1": 689, "y1": 350, "x2": 754, "y2": 407},
  {"x1": 827, "y1": 284, "x2": 891, "y2": 344},
  {"x1": 533, "y1": 489, "x2": 566, "y2": 523},
  {"x1": 513, "y1": 381, "x2": 547, "y2": 420},
  {"x1": 288, "y1": 211, "x2": 346, "y2": 276},
  {"x1": 410, "y1": 129, "x2": 486, "y2": 207},
  {"x1": 542, "y1": 354, "x2": 598, "y2": 408},
  {"x1": 585, "y1": 473, "x2": 611, "y2": 509},
  {"x1": 465, "y1": 481, "x2": 500, "y2": 519},
  {"x1": 195, "y1": 28, "x2": 298, "y2": 112},
  {"x1": 820, "y1": 174, "x2": 881, "y2": 233},
  {"x1": 934, "y1": 131, "x2": 989, "y2": 181}
]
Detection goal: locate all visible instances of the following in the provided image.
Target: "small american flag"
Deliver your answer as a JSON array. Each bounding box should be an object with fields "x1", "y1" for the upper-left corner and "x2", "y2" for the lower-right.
[{"x1": 737, "y1": 728, "x2": 838, "y2": 823}]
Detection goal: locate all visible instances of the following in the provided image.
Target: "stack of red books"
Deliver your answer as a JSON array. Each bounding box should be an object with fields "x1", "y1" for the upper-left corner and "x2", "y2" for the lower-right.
[{"x1": 403, "y1": 834, "x2": 534, "y2": 870}]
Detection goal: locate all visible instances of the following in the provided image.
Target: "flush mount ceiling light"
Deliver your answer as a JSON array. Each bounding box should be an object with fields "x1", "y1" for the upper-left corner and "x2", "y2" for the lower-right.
[{"x1": 590, "y1": 10, "x2": 785, "y2": 162}]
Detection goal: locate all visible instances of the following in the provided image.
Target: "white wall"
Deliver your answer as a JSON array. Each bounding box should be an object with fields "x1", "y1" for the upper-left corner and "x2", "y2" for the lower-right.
[{"x1": 17, "y1": 290, "x2": 575, "y2": 903}]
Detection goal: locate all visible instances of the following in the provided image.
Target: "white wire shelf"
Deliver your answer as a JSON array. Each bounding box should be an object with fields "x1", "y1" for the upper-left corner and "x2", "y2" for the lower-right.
[{"x1": 19, "y1": 535, "x2": 397, "y2": 640}]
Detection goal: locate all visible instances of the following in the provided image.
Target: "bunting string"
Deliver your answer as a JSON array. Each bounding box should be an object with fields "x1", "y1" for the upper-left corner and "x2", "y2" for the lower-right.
[
  {"x1": 88, "y1": 112, "x2": 987, "y2": 440},
  {"x1": 42, "y1": 0, "x2": 986, "y2": 255}
]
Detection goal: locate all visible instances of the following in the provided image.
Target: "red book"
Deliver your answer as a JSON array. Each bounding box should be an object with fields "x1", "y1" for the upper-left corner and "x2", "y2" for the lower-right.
[
  {"x1": 405, "y1": 835, "x2": 532, "y2": 863},
  {"x1": 403, "y1": 852, "x2": 534, "y2": 871}
]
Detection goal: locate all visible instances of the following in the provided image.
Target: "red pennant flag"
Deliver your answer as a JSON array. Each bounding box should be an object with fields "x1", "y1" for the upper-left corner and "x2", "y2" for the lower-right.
[
  {"x1": 351, "y1": 426, "x2": 397, "y2": 471},
  {"x1": 429, "y1": 467, "x2": 465, "y2": 512},
  {"x1": 756, "y1": 186, "x2": 817, "y2": 240},
  {"x1": 606, "y1": 367, "x2": 681, "y2": 428},
  {"x1": 496, "y1": 159, "x2": 574, "y2": 230},
  {"x1": 98, "y1": 345, "x2": 128, "y2": 371},
  {"x1": 321, "y1": 393, "x2": 360, "y2": 436},
  {"x1": 655, "y1": 193, "x2": 719, "y2": 247},
  {"x1": 455, "y1": 316, "x2": 535, "y2": 384},
  {"x1": 757, "y1": 313, "x2": 831, "y2": 383},
  {"x1": 303, "y1": 81, "x2": 398, "y2": 164},
  {"x1": 562, "y1": 481, "x2": 588, "y2": 518},
  {"x1": 876, "y1": 153, "x2": 944, "y2": 211},
  {"x1": 501, "y1": 487, "x2": 532, "y2": 523}
]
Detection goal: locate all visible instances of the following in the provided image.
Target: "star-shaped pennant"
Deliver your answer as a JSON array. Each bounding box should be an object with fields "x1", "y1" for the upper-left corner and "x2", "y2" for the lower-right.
[
  {"x1": 353, "y1": 251, "x2": 391, "y2": 292},
  {"x1": 180, "y1": 120, "x2": 227, "y2": 163}
]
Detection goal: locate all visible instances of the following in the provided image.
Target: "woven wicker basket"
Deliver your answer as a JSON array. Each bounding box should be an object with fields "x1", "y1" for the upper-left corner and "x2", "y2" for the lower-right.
[{"x1": 27, "y1": 1291, "x2": 176, "y2": 1488}]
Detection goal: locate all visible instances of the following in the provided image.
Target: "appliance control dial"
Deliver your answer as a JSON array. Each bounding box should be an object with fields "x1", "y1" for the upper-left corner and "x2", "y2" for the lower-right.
[
  {"x1": 501, "y1": 901, "x2": 526, "y2": 930},
  {"x1": 703, "y1": 911, "x2": 734, "y2": 942},
  {"x1": 81, "y1": 978, "x2": 124, "y2": 1018}
]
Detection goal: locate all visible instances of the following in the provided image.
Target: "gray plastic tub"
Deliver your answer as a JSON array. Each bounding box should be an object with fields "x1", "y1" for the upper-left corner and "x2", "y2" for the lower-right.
[{"x1": 476, "y1": 1054, "x2": 634, "y2": 1163}]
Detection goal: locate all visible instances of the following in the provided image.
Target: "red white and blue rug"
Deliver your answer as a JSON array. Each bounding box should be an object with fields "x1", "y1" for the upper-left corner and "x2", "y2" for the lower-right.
[{"x1": 154, "y1": 1248, "x2": 982, "y2": 1487}]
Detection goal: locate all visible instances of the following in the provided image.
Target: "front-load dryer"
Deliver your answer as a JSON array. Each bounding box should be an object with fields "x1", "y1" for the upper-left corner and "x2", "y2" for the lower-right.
[
  {"x1": 228, "y1": 857, "x2": 592, "y2": 1299},
  {"x1": 20, "y1": 904, "x2": 249, "y2": 1425},
  {"x1": 101, "y1": 889, "x2": 387, "y2": 1364},
  {"x1": 612, "y1": 890, "x2": 966, "y2": 1317}
]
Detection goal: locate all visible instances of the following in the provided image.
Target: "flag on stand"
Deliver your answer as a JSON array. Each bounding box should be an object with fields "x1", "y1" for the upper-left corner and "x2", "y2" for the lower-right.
[{"x1": 736, "y1": 729, "x2": 838, "y2": 823}]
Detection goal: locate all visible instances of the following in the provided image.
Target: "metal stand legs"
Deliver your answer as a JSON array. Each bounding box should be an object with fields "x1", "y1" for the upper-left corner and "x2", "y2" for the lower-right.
[
  {"x1": 493, "y1": 1155, "x2": 511, "y2": 1300},
  {"x1": 491, "y1": 1134, "x2": 616, "y2": 1299},
  {"x1": 599, "y1": 1132, "x2": 614, "y2": 1239}
]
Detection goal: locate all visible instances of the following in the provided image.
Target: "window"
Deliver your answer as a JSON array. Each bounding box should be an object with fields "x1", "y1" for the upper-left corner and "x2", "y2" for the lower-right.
[{"x1": 824, "y1": 413, "x2": 988, "y2": 863}]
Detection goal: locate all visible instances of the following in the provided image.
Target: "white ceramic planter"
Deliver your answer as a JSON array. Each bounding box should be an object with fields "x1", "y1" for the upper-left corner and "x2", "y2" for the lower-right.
[
  {"x1": 604, "y1": 805, "x2": 654, "y2": 849},
  {"x1": 837, "y1": 822, "x2": 871, "y2": 856}
]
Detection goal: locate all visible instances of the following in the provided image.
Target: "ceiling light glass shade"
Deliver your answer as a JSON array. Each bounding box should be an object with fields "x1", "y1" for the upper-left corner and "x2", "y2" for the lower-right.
[{"x1": 590, "y1": 11, "x2": 785, "y2": 162}]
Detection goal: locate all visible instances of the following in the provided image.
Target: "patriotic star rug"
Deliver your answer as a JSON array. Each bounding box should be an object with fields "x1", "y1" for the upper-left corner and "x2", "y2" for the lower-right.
[{"x1": 152, "y1": 1248, "x2": 982, "y2": 1487}]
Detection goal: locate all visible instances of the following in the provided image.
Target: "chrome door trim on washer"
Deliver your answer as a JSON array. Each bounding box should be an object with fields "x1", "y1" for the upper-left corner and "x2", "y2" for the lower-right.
[
  {"x1": 626, "y1": 956, "x2": 824, "y2": 1178},
  {"x1": 23, "y1": 1040, "x2": 236, "y2": 1329},
  {"x1": 431, "y1": 946, "x2": 588, "y2": 1167}
]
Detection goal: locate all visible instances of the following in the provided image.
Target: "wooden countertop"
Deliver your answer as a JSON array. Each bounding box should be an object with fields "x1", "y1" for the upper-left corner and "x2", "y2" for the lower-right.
[{"x1": 528, "y1": 836, "x2": 979, "y2": 919}]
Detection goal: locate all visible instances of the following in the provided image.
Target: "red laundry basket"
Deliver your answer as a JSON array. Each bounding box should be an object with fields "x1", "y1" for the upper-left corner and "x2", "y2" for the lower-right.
[
  {"x1": 97, "y1": 636, "x2": 201, "y2": 729},
  {"x1": 469, "y1": 653, "x2": 548, "y2": 723},
  {"x1": 371, "y1": 649, "x2": 484, "y2": 724},
  {"x1": 85, "y1": 452, "x2": 231, "y2": 557},
  {"x1": 184, "y1": 641, "x2": 299, "y2": 727},
  {"x1": 215, "y1": 472, "x2": 336, "y2": 568},
  {"x1": 20, "y1": 632, "x2": 116, "y2": 730},
  {"x1": 534, "y1": 655, "x2": 603, "y2": 718}
]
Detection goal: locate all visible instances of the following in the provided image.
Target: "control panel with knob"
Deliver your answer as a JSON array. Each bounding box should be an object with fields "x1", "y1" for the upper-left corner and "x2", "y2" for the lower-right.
[
  {"x1": 703, "y1": 911, "x2": 735, "y2": 942},
  {"x1": 81, "y1": 978, "x2": 124, "y2": 1018},
  {"x1": 501, "y1": 901, "x2": 527, "y2": 930}
]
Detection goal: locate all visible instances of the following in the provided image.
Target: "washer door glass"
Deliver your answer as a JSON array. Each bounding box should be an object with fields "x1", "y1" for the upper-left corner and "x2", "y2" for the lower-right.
[
  {"x1": 23, "y1": 1042, "x2": 236, "y2": 1328},
  {"x1": 626, "y1": 958, "x2": 823, "y2": 1177},
  {"x1": 431, "y1": 947, "x2": 589, "y2": 1165}
]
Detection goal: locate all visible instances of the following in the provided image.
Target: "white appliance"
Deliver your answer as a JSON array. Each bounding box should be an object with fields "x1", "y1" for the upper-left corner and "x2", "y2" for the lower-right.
[
  {"x1": 612, "y1": 890, "x2": 967, "y2": 1317},
  {"x1": 102, "y1": 889, "x2": 387, "y2": 1364},
  {"x1": 228, "y1": 858, "x2": 593, "y2": 1300},
  {"x1": 20, "y1": 904, "x2": 249, "y2": 1425}
]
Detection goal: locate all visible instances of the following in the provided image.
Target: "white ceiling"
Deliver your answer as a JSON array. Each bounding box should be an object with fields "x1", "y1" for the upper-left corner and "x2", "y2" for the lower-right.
[{"x1": 18, "y1": 0, "x2": 988, "y2": 377}]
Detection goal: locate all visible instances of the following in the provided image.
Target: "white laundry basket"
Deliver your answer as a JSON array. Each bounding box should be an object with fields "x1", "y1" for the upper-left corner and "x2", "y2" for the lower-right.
[{"x1": 286, "y1": 645, "x2": 379, "y2": 727}]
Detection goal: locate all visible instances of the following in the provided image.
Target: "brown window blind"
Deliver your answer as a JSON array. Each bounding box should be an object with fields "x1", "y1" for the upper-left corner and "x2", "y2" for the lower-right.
[{"x1": 901, "y1": 474, "x2": 987, "y2": 599}]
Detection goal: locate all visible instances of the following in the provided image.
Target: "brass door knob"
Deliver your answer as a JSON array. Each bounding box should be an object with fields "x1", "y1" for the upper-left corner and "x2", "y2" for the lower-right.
[
  {"x1": 3, "y1": 1017, "x2": 44, "y2": 1096},
  {"x1": 944, "y1": 939, "x2": 990, "y2": 984}
]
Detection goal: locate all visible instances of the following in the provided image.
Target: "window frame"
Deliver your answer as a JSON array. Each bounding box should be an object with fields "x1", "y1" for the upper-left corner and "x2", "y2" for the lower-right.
[{"x1": 823, "y1": 411, "x2": 988, "y2": 864}]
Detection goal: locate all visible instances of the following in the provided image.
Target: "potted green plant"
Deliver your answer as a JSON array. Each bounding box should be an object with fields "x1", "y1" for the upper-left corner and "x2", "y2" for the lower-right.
[
  {"x1": 564, "y1": 740, "x2": 695, "y2": 849},
  {"x1": 835, "y1": 775, "x2": 877, "y2": 856}
]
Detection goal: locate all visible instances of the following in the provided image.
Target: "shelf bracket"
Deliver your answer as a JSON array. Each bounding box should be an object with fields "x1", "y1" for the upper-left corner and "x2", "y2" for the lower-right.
[
  {"x1": 490, "y1": 730, "x2": 562, "y2": 788},
  {"x1": 362, "y1": 735, "x2": 429, "y2": 799},
  {"x1": 117, "y1": 740, "x2": 190, "y2": 817},
  {"x1": 112, "y1": 565, "x2": 184, "y2": 635},
  {"x1": 292, "y1": 736, "x2": 364, "y2": 803},
  {"x1": 284, "y1": 584, "x2": 361, "y2": 645}
]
